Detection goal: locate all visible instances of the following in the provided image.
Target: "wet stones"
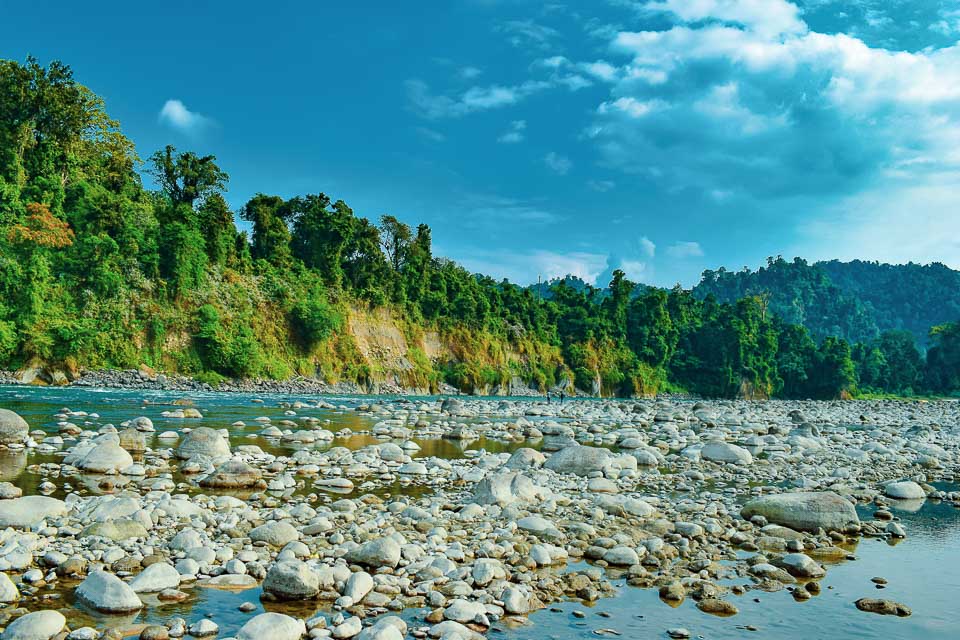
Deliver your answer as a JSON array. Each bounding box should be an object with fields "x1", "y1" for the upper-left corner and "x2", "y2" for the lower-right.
[
  {"x1": 741, "y1": 492, "x2": 859, "y2": 533},
  {"x1": 855, "y1": 598, "x2": 912, "y2": 617}
]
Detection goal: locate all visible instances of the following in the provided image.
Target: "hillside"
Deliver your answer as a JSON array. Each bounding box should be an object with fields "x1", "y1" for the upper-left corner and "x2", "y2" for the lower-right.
[
  {"x1": 693, "y1": 257, "x2": 960, "y2": 347},
  {"x1": 2, "y1": 57, "x2": 960, "y2": 399}
]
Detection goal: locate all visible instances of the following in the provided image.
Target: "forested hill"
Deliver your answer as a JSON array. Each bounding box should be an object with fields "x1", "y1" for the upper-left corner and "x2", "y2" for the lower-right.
[
  {"x1": 2, "y1": 56, "x2": 960, "y2": 399},
  {"x1": 693, "y1": 257, "x2": 960, "y2": 347}
]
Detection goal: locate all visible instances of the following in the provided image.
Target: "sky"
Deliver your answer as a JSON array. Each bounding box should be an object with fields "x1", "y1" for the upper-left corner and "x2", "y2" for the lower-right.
[{"x1": 3, "y1": 0, "x2": 960, "y2": 287}]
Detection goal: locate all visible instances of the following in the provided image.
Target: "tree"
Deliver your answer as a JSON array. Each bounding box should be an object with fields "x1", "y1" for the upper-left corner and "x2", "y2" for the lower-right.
[
  {"x1": 239, "y1": 194, "x2": 291, "y2": 268},
  {"x1": 289, "y1": 194, "x2": 353, "y2": 284},
  {"x1": 148, "y1": 145, "x2": 228, "y2": 211},
  {"x1": 378, "y1": 214, "x2": 412, "y2": 272}
]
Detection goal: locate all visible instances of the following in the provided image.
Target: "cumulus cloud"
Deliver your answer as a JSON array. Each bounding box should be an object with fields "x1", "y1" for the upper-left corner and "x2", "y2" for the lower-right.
[
  {"x1": 582, "y1": 0, "x2": 960, "y2": 206},
  {"x1": 666, "y1": 241, "x2": 704, "y2": 258},
  {"x1": 497, "y1": 120, "x2": 527, "y2": 143},
  {"x1": 544, "y1": 151, "x2": 572, "y2": 175},
  {"x1": 158, "y1": 99, "x2": 211, "y2": 134}
]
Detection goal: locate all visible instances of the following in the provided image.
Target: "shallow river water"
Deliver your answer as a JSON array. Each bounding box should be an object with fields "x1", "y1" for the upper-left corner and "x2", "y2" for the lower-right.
[{"x1": 1, "y1": 385, "x2": 958, "y2": 639}]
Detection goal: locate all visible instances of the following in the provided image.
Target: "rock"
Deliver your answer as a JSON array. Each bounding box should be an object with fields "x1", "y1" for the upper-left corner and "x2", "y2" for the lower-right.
[
  {"x1": 502, "y1": 586, "x2": 530, "y2": 614},
  {"x1": 0, "y1": 496, "x2": 67, "y2": 528},
  {"x1": 175, "y1": 427, "x2": 230, "y2": 460},
  {"x1": 428, "y1": 620, "x2": 486, "y2": 639},
  {"x1": 344, "y1": 571, "x2": 374, "y2": 601},
  {"x1": 701, "y1": 441, "x2": 753, "y2": 465},
  {"x1": 0, "y1": 481, "x2": 22, "y2": 499},
  {"x1": 76, "y1": 441, "x2": 134, "y2": 473},
  {"x1": 544, "y1": 445, "x2": 613, "y2": 476},
  {"x1": 236, "y1": 613, "x2": 306, "y2": 640},
  {"x1": 740, "y1": 492, "x2": 859, "y2": 532},
  {"x1": 345, "y1": 536, "x2": 401, "y2": 568},
  {"x1": 81, "y1": 518, "x2": 147, "y2": 541},
  {"x1": 696, "y1": 598, "x2": 739, "y2": 615},
  {"x1": 200, "y1": 458, "x2": 262, "y2": 488},
  {"x1": 603, "y1": 546, "x2": 640, "y2": 566},
  {"x1": 3, "y1": 610, "x2": 66, "y2": 640},
  {"x1": 129, "y1": 562, "x2": 181, "y2": 593},
  {"x1": 855, "y1": 598, "x2": 912, "y2": 616},
  {"x1": 188, "y1": 619, "x2": 219, "y2": 637},
  {"x1": 471, "y1": 471, "x2": 550, "y2": 506},
  {"x1": 503, "y1": 448, "x2": 546, "y2": 470},
  {"x1": 333, "y1": 616, "x2": 362, "y2": 638},
  {"x1": 118, "y1": 428, "x2": 147, "y2": 453},
  {"x1": 75, "y1": 570, "x2": 143, "y2": 613},
  {"x1": 0, "y1": 409, "x2": 29, "y2": 445},
  {"x1": 517, "y1": 515, "x2": 562, "y2": 540},
  {"x1": 444, "y1": 599, "x2": 489, "y2": 625},
  {"x1": 357, "y1": 617, "x2": 406, "y2": 640},
  {"x1": 262, "y1": 560, "x2": 319, "y2": 599},
  {"x1": 776, "y1": 553, "x2": 825, "y2": 578},
  {"x1": 0, "y1": 571, "x2": 19, "y2": 602},
  {"x1": 139, "y1": 626, "x2": 169, "y2": 640},
  {"x1": 884, "y1": 481, "x2": 926, "y2": 500},
  {"x1": 249, "y1": 520, "x2": 299, "y2": 547}
]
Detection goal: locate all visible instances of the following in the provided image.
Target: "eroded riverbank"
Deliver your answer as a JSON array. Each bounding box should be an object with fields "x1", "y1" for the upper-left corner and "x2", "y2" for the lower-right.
[{"x1": 0, "y1": 386, "x2": 957, "y2": 640}]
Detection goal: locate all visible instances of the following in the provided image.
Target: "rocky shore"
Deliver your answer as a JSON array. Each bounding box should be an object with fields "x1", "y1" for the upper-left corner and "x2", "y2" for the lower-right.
[
  {"x1": 0, "y1": 368, "x2": 551, "y2": 398},
  {"x1": 0, "y1": 395, "x2": 955, "y2": 640}
]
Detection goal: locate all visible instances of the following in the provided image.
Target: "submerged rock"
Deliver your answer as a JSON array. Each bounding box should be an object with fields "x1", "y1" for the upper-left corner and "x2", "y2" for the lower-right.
[{"x1": 855, "y1": 598, "x2": 912, "y2": 616}]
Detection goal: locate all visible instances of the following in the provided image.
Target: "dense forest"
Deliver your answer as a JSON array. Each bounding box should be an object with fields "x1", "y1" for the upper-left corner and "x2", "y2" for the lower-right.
[
  {"x1": 1, "y1": 57, "x2": 959, "y2": 399},
  {"x1": 695, "y1": 256, "x2": 960, "y2": 347}
]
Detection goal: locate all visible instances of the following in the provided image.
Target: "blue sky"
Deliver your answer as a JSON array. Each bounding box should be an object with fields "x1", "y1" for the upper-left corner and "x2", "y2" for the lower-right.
[{"x1": 4, "y1": 0, "x2": 960, "y2": 286}]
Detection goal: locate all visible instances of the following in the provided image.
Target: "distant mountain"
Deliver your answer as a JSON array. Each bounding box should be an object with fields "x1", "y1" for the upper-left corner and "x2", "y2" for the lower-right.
[{"x1": 692, "y1": 257, "x2": 960, "y2": 347}]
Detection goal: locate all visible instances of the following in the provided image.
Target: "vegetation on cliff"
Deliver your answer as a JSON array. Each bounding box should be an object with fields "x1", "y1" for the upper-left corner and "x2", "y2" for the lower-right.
[{"x1": 2, "y1": 57, "x2": 958, "y2": 398}]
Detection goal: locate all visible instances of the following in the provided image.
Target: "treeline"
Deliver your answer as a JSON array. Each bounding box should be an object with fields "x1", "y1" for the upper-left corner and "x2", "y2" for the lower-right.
[
  {"x1": 695, "y1": 256, "x2": 960, "y2": 346},
  {"x1": 1, "y1": 57, "x2": 958, "y2": 398}
]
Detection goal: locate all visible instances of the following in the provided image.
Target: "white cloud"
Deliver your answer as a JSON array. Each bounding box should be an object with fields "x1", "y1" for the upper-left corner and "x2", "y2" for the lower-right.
[
  {"x1": 544, "y1": 151, "x2": 572, "y2": 175},
  {"x1": 406, "y1": 79, "x2": 550, "y2": 118},
  {"x1": 645, "y1": 0, "x2": 806, "y2": 38},
  {"x1": 497, "y1": 120, "x2": 527, "y2": 144},
  {"x1": 458, "y1": 248, "x2": 608, "y2": 284},
  {"x1": 588, "y1": 179, "x2": 616, "y2": 192},
  {"x1": 459, "y1": 66, "x2": 483, "y2": 79},
  {"x1": 496, "y1": 19, "x2": 561, "y2": 50},
  {"x1": 793, "y1": 177, "x2": 960, "y2": 269},
  {"x1": 416, "y1": 127, "x2": 446, "y2": 142},
  {"x1": 666, "y1": 241, "x2": 704, "y2": 258},
  {"x1": 158, "y1": 99, "x2": 211, "y2": 134},
  {"x1": 639, "y1": 235, "x2": 656, "y2": 257}
]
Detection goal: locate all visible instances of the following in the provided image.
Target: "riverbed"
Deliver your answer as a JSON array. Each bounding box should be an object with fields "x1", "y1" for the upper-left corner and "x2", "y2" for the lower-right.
[{"x1": 0, "y1": 385, "x2": 957, "y2": 640}]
